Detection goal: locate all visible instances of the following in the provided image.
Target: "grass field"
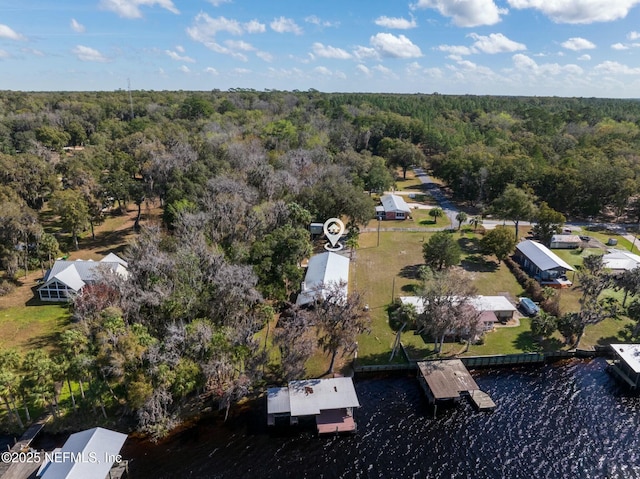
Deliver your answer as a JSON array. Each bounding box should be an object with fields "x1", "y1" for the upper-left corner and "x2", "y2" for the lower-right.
[{"x1": 0, "y1": 303, "x2": 69, "y2": 351}]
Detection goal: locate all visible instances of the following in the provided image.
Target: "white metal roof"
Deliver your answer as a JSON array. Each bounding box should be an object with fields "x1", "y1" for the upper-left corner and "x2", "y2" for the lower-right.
[
  {"x1": 603, "y1": 249, "x2": 640, "y2": 271},
  {"x1": 296, "y1": 252, "x2": 349, "y2": 306},
  {"x1": 39, "y1": 427, "x2": 127, "y2": 479},
  {"x1": 288, "y1": 377, "x2": 360, "y2": 416},
  {"x1": 267, "y1": 387, "x2": 291, "y2": 414},
  {"x1": 400, "y1": 295, "x2": 516, "y2": 315},
  {"x1": 516, "y1": 240, "x2": 574, "y2": 272},
  {"x1": 52, "y1": 265, "x2": 85, "y2": 291},
  {"x1": 380, "y1": 194, "x2": 412, "y2": 214},
  {"x1": 39, "y1": 254, "x2": 129, "y2": 293},
  {"x1": 100, "y1": 252, "x2": 128, "y2": 267},
  {"x1": 611, "y1": 344, "x2": 640, "y2": 374}
]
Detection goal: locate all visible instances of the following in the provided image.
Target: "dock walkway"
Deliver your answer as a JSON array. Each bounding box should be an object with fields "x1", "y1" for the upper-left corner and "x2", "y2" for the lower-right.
[
  {"x1": 0, "y1": 415, "x2": 50, "y2": 479},
  {"x1": 468, "y1": 390, "x2": 496, "y2": 411}
]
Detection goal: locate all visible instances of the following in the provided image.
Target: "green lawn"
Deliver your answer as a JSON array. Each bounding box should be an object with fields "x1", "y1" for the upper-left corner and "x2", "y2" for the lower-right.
[{"x1": 0, "y1": 303, "x2": 69, "y2": 351}]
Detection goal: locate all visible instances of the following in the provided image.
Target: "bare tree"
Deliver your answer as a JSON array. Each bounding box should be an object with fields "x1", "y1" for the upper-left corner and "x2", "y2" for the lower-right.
[
  {"x1": 417, "y1": 267, "x2": 478, "y2": 353},
  {"x1": 311, "y1": 281, "x2": 371, "y2": 374},
  {"x1": 273, "y1": 304, "x2": 316, "y2": 381}
]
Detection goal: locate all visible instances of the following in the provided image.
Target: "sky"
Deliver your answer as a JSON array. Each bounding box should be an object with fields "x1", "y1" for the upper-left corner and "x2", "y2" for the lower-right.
[{"x1": 1, "y1": 0, "x2": 640, "y2": 97}]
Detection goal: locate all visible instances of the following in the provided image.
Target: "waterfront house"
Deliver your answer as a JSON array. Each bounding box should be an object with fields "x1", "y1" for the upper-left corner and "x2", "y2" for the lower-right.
[
  {"x1": 296, "y1": 252, "x2": 349, "y2": 306},
  {"x1": 37, "y1": 427, "x2": 127, "y2": 479},
  {"x1": 37, "y1": 253, "x2": 128, "y2": 301},
  {"x1": 267, "y1": 377, "x2": 360, "y2": 434},
  {"x1": 550, "y1": 234, "x2": 581, "y2": 249},
  {"x1": 514, "y1": 240, "x2": 574, "y2": 288},
  {"x1": 608, "y1": 344, "x2": 640, "y2": 389},
  {"x1": 400, "y1": 294, "x2": 517, "y2": 330},
  {"x1": 377, "y1": 194, "x2": 412, "y2": 220}
]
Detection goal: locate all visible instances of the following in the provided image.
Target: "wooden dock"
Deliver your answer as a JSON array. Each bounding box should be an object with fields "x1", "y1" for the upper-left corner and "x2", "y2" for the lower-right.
[
  {"x1": 416, "y1": 360, "x2": 496, "y2": 412},
  {"x1": 0, "y1": 415, "x2": 50, "y2": 479},
  {"x1": 468, "y1": 390, "x2": 496, "y2": 411}
]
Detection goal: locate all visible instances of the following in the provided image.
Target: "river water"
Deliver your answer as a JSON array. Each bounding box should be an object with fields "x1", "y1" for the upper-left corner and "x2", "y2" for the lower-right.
[{"x1": 27, "y1": 358, "x2": 640, "y2": 478}]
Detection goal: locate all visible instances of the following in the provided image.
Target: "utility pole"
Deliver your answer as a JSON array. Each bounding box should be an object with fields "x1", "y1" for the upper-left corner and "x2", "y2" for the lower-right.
[{"x1": 127, "y1": 78, "x2": 134, "y2": 119}]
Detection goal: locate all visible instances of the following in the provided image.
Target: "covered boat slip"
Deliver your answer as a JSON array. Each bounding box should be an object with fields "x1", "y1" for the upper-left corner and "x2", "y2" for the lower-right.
[
  {"x1": 267, "y1": 377, "x2": 360, "y2": 434},
  {"x1": 417, "y1": 360, "x2": 495, "y2": 412}
]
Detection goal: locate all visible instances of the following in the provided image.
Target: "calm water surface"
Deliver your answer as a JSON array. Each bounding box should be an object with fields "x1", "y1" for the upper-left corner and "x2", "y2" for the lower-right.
[{"x1": 118, "y1": 358, "x2": 640, "y2": 478}]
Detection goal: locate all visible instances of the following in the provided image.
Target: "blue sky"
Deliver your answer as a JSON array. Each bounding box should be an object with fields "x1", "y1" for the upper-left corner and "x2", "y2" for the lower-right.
[{"x1": 1, "y1": 0, "x2": 640, "y2": 97}]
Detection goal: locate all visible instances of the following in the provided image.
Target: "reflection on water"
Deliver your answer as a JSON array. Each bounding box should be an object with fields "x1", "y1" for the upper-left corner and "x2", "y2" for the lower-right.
[{"x1": 120, "y1": 359, "x2": 640, "y2": 478}]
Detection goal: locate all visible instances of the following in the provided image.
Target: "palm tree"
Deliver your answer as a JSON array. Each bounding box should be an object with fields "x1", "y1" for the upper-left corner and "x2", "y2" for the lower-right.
[
  {"x1": 429, "y1": 207, "x2": 444, "y2": 224},
  {"x1": 455, "y1": 211, "x2": 468, "y2": 230},
  {"x1": 470, "y1": 215, "x2": 483, "y2": 232}
]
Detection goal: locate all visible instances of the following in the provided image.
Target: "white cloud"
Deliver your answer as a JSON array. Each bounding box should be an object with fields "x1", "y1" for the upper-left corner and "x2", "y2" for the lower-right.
[
  {"x1": 353, "y1": 45, "x2": 380, "y2": 60},
  {"x1": 373, "y1": 64, "x2": 398, "y2": 78},
  {"x1": 166, "y1": 49, "x2": 195, "y2": 62},
  {"x1": 22, "y1": 47, "x2": 44, "y2": 56},
  {"x1": 370, "y1": 33, "x2": 422, "y2": 58},
  {"x1": 256, "y1": 51, "x2": 273, "y2": 62},
  {"x1": 70, "y1": 19, "x2": 85, "y2": 33},
  {"x1": 270, "y1": 17, "x2": 302, "y2": 35},
  {"x1": 628, "y1": 31, "x2": 640, "y2": 40},
  {"x1": 578, "y1": 54, "x2": 591, "y2": 60},
  {"x1": 204, "y1": 67, "x2": 218, "y2": 75},
  {"x1": 187, "y1": 14, "x2": 244, "y2": 41},
  {"x1": 244, "y1": 20, "x2": 266, "y2": 33},
  {"x1": 99, "y1": 0, "x2": 179, "y2": 19},
  {"x1": 594, "y1": 61, "x2": 640, "y2": 75},
  {"x1": 374, "y1": 15, "x2": 417, "y2": 29},
  {"x1": 313, "y1": 66, "x2": 332, "y2": 76},
  {"x1": 208, "y1": 0, "x2": 231, "y2": 5},
  {"x1": 225, "y1": 39, "x2": 255, "y2": 51},
  {"x1": 561, "y1": 37, "x2": 596, "y2": 50},
  {"x1": 179, "y1": 65, "x2": 190, "y2": 73},
  {"x1": 469, "y1": 32, "x2": 526, "y2": 53},
  {"x1": 507, "y1": 0, "x2": 640, "y2": 24},
  {"x1": 72, "y1": 45, "x2": 109, "y2": 62},
  {"x1": 0, "y1": 24, "x2": 26, "y2": 41},
  {"x1": 175, "y1": 45, "x2": 185, "y2": 53},
  {"x1": 411, "y1": 0, "x2": 507, "y2": 27},
  {"x1": 512, "y1": 53, "x2": 583, "y2": 76},
  {"x1": 356, "y1": 64, "x2": 371, "y2": 76},
  {"x1": 312, "y1": 42, "x2": 352, "y2": 60},
  {"x1": 612, "y1": 43, "x2": 629, "y2": 50},
  {"x1": 436, "y1": 44, "x2": 473, "y2": 58},
  {"x1": 305, "y1": 15, "x2": 339, "y2": 27},
  {"x1": 0, "y1": 49, "x2": 10, "y2": 59},
  {"x1": 231, "y1": 68, "x2": 251, "y2": 75}
]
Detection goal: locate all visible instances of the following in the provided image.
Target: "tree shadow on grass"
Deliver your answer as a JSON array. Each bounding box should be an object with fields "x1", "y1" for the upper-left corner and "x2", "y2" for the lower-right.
[
  {"x1": 458, "y1": 236, "x2": 480, "y2": 253},
  {"x1": 513, "y1": 330, "x2": 542, "y2": 352},
  {"x1": 400, "y1": 283, "x2": 420, "y2": 294},
  {"x1": 461, "y1": 255, "x2": 498, "y2": 273},
  {"x1": 399, "y1": 264, "x2": 423, "y2": 279},
  {"x1": 419, "y1": 219, "x2": 437, "y2": 226},
  {"x1": 597, "y1": 330, "x2": 633, "y2": 345}
]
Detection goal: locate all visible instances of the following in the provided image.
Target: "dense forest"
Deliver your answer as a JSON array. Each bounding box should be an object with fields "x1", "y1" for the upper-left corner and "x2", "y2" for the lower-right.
[{"x1": 2, "y1": 90, "x2": 640, "y2": 436}]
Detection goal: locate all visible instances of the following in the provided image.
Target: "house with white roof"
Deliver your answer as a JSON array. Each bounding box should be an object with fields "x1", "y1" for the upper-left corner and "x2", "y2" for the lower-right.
[
  {"x1": 37, "y1": 427, "x2": 127, "y2": 479},
  {"x1": 267, "y1": 377, "x2": 360, "y2": 434},
  {"x1": 296, "y1": 252, "x2": 349, "y2": 306},
  {"x1": 400, "y1": 294, "x2": 517, "y2": 331},
  {"x1": 602, "y1": 249, "x2": 640, "y2": 274},
  {"x1": 377, "y1": 194, "x2": 412, "y2": 220},
  {"x1": 37, "y1": 253, "x2": 128, "y2": 301},
  {"x1": 514, "y1": 240, "x2": 574, "y2": 288},
  {"x1": 609, "y1": 344, "x2": 640, "y2": 389}
]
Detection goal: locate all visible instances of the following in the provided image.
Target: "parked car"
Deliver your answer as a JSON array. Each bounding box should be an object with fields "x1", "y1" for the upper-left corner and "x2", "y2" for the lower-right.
[{"x1": 519, "y1": 297, "x2": 540, "y2": 317}]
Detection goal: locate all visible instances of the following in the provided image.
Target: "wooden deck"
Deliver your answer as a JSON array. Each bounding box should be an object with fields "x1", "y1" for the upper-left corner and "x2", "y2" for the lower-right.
[
  {"x1": 417, "y1": 359, "x2": 496, "y2": 411},
  {"x1": 417, "y1": 360, "x2": 479, "y2": 401},
  {"x1": 316, "y1": 409, "x2": 356, "y2": 435}
]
